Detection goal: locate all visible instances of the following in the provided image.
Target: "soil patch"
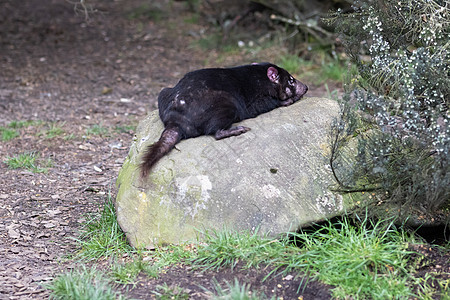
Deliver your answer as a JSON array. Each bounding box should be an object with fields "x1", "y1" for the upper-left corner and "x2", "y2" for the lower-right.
[{"x1": 121, "y1": 263, "x2": 332, "y2": 299}]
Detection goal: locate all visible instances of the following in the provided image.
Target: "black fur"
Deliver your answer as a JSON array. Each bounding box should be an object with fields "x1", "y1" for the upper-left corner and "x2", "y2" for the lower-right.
[{"x1": 140, "y1": 63, "x2": 308, "y2": 178}]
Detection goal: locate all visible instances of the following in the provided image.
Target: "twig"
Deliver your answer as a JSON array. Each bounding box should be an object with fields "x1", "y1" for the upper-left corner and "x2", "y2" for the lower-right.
[
  {"x1": 65, "y1": 0, "x2": 93, "y2": 22},
  {"x1": 270, "y1": 14, "x2": 334, "y2": 39}
]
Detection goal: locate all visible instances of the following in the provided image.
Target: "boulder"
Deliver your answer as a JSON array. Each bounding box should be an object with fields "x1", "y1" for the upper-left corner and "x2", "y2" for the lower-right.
[{"x1": 116, "y1": 97, "x2": 352, "y2": 248}]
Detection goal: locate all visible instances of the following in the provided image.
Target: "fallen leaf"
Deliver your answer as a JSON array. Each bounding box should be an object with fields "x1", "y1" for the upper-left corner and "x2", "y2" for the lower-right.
[
  {"x1": 8, "y1": 228, "x2": 20, "y2": 239},
  {"x1": 283, "y1": 275, "x2": 294, "y2": 281},
  {"x1": 102, "y1": 87, "x2": 113, "y2": 95}
]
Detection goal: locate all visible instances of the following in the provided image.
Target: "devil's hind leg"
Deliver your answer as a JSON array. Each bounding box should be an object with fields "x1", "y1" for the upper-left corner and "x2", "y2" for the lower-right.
[
  {"x1": 214, "y1": 126, "x2": 251, "y2": 140},
  {"x1": 201, "y1": 102, "x2": 251, "y2": 140}
]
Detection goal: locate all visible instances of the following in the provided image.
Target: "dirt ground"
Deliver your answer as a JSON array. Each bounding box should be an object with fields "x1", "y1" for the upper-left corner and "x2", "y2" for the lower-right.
[{"x1": 0, "y1": 0, "x2": 448, "y2": 299}]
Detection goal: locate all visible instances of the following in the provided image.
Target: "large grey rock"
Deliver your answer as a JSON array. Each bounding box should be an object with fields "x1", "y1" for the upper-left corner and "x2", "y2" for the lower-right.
[{"x1": 116, "y1": 97, "x2": 353, "y2": 248}]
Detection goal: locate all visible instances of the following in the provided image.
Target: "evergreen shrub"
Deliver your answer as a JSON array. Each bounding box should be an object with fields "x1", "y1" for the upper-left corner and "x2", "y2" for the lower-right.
[{"x1": 328, "y1": 0, "x2": 449, "y2": 223}]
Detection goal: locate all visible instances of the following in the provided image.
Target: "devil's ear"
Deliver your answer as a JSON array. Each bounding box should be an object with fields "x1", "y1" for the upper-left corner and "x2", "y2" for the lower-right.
[{"x1": 267, "y1": 67, "x2": 279, "y2": 83}]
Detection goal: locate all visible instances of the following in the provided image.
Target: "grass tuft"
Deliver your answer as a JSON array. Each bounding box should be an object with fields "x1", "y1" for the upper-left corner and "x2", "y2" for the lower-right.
[
  {"x1": 152, "y1": 283, "x2": 190, "y2": 299},
  {"x1": 85, "y1": 124, "x2": 110, "y2": 137},
  {"x1": 1, "y1": 120, "x2": 40, "y2": 141},
  {"x1": 320, "y1": 60, "x2": 347, "y2": 82},
  {"x1": 114, "y1": 124, "x2": 136, "y2": 134},
  {"x1": 8, "y1": 120, "x2": 38, "y2": 128},
  {"x1": 73, "y1": 193, "x2": 133, "y2": 260},
  {"x1": 110, "y1": 260, "x2": 141, "y2": 285},
  {"x1": 1, "y1": 128, "x2": 19, "y2": 141},
  {"x1": 278, "y1": 54, "x2": 310, "y2": 75},
  {"x1": 277, "y1": 53, "x2": 349, "y2": 85},
  {"x1": 210, "y1": 278, "x2": 264, "y2": 300},
  {"x1": 142, "y1": 244, "x2": 195, "y2": 278},
  {"x1": 46, "y1": 265, "x2": 125, "y2": 300},
  {"x1": 275, "y1": 217, "x2": 414, "y2": 299},
  {"x1": 4, "y1": 152, "x2": 52, "y2": 173},
  {"x1": 190, "y1": 217, "x2": 419, "y2": 299},
  {"x1": 191, "y1": 227, "x2": 290, "y2": 271},
  {"x1": 40, "y1": 122, "x2": 65, "y2": 139}
]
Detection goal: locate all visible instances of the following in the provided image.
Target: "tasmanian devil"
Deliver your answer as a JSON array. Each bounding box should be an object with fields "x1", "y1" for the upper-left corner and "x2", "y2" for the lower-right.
[{"x1": 140, "y1": 62, "x2": 308, "y2": 178}]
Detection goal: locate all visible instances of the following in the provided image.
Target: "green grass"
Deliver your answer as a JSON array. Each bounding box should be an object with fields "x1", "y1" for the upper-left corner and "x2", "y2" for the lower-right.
[
  {"x1": 210, "y1": 278, "x2": 265, "y2": 300},
  {"x1": 85, "y1": 124, "x2": 110, "y2": 137},
  {"x1": 278, "y1": 54, "x2": 313, "y2": 75},
  {"x1": 4, "y1": 152, "x2": 52, "y2": 173},
  {"x1": 0, "y1": 127, "x2": 19, "y2": 141},
  {"x1": 110, "y1": 257, "x2": 147, "y2": 284},
  {"x1": 141, "y1": 244, "x2": 194, "y2": 278},
  {"x1": 46, "y1": 266, "x2": 125, "y2": 300},
  {"x1": 0, "y1": 120, "x2": 41, "y2": 141},
  {"x1": 191, "y1": 227, "x2": 288, "y2": 271},
  {"x1": 8, "y1": 120, "x2": 41, "y2": 129},
  {"x1": 73, "y1": 193, "x2": 133, "y2": 260},
  {"x1": 108, "y1": 245, "x2": 190, "y2": 282},
  {"x1": 152, "y1": 283, "x2": 190, "y2": 299},
  {"x1": 281, "y1": 218, "x2": 413, "y2": 299},
  {"x1": 72, "y1": 193, "x2": 193, "y2": 276},
  {"x1": 414, "y1": 272, "x2": 449, "y2": 300},
  {"x1": 108, "y1": 251, "x2": 179, "y2": 284},
  {"x1": 277, "y1": 53, "x2": 349, "y2": 85},
  {"x1": 321, "y1": 60, "x2": 347, "y2": 82},
  {"x1": 64, "y1": 133, "x2": 76, "y2": 140},
  {"x1": 194, "y1": 33, "x2": 242, "y2": 53},
  {"x1": 1, "y1": 120, "x2": 69, "y2": 141},
  {"x1": 195, "y1": 33, "x2": 224, "y2": 51},
  {"x1": 114, "y1": 124, "x2": 136, "y2": 134},
  {"x1": 190, "y1": 218, "x2": 421, "y2": 299},
  {"x1": 39, "y1": 122, "x2": 65, "y2": 139},
  {"x1": 324, "y1": 83, "x2": 340, "y2": 100},
  {"x1": 61, "y1": 195, "x2": 443, "y2": 299},
  {"x1": 184, "y1": 13, "x2": 200, "y2": 24},
  {"x1": 126, "y1": 4, "x2": 166, "y2": 21}
]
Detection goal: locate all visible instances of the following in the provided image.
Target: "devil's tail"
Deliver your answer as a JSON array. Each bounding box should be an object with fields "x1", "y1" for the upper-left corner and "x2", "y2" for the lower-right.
[{"x1": 140, "y1": 126, "x2": 181, "y2": 178}]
